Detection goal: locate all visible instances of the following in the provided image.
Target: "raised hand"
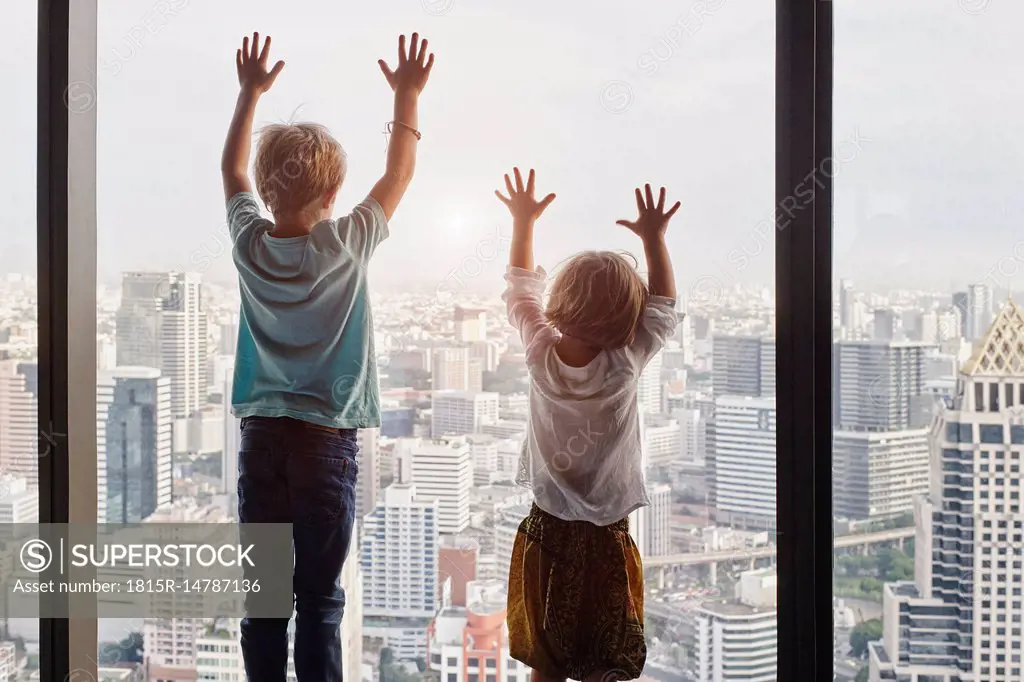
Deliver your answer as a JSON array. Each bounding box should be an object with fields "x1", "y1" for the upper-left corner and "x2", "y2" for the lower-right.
[
  {"x1": 378, "y1": 33, "x2": 435, "y2": 94},
  {"x1": 236, "y1": 33, "x2": 285, "y2": 94},
  {"x1": 616, "y1": 184, "x2": 681, "y2": 241},
  {"x1": 495, "y1": 168, "x2": 556, "y2": 224}
]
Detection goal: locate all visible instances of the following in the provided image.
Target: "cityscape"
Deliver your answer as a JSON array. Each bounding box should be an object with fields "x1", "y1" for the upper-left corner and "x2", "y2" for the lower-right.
[{"x1": 0, "y1": 268, "x2": 1014, "y2": 681}]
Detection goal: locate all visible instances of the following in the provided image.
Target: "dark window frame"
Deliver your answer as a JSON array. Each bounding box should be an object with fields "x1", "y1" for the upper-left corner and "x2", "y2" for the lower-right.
[{"x1": 37, "y1": 0, "x2": 836, "y2": 677}]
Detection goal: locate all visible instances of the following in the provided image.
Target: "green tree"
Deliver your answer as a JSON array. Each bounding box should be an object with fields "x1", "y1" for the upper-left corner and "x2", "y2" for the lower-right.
[
  {"x1": 381, "y1": 648, "x2": 395, "y2": 667},
  {"x1": 850, "y1": 619, "x2": 883, "y2": 658},
  {"x1": 855, "y1": 666, "x2": 869, "y2": 682}
]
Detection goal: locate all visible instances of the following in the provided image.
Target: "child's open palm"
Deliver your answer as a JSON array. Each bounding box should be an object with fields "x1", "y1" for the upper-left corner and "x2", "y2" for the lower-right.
[
  {"x1": 236, "y1": 33, "x2": 284, "y2": 94},
  {"x1": 495, "y1": 168, "x2": 556, "y2": 224},
  {"x1": 616, "y1": 184, "x2": 681, "y2": 240},
  {"x1": 379, "y1": 33, "x2": 435, "y2": 94}
]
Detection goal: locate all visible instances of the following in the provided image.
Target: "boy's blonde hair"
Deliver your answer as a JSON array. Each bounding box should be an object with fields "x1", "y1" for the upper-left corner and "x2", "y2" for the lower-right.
[
  {"x1": 254, "y1": 123, "x2": 347, "y2": 214},
  {"x1": 545, "y1": 251, "x2": 649, "y2": 350}
]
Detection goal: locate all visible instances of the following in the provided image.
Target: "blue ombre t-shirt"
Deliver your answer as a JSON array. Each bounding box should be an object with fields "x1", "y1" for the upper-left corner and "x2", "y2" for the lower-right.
[{"x1": 227, "y1": 192, "x2": 387, "y2": 428}]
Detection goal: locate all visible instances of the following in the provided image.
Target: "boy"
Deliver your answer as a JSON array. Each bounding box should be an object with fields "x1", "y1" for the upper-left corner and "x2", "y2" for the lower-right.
[{"x1": 221, "y1": 32, "x2": 434, "y2": 681}]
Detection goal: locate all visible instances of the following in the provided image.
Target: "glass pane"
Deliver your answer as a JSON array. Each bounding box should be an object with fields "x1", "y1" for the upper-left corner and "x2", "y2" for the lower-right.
[
  {"x1": 834, "y1": 3, "x2": 1021, "y2": 680},
  {"x1": 98, "y1": 0, "x2": 774, "y2": 679},
  {"x1": 1, "y1": 0, "x2": 40, "y2": 675}
]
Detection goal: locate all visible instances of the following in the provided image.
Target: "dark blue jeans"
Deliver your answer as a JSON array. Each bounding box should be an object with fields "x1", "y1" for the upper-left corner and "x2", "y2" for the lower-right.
[{"x1": 237, "y1": 416, "x2": 358, "y2": 682}]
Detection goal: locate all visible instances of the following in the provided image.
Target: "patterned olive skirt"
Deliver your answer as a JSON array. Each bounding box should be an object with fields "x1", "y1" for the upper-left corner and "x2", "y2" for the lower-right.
[{"x1": 506, "y1": 504, "x2": 647, "y2": 681}]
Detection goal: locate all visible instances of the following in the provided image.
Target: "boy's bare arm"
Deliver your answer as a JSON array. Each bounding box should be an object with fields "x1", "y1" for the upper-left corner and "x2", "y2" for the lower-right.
[
  {"x1": 222, "y1": 33, "x2": 284, "y2": 201},
  {"x1": 495, "y1": 167, "x2": 556, "y2": 272},
  {"x1": 371, "y1": 33, "x2": 435, "y2": 221},
  {"x1": 617, "y1": 184, "x2": 680, "y2": 299}
]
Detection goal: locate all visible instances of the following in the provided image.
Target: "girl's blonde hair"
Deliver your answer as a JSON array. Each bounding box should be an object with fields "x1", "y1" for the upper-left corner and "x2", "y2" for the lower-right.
[
  {"x1": 545, "y1": 251, "x2": 649, "y2": 350},
  {"x1": 254, "y1": 123, "x2": 347, "y2": 214}
]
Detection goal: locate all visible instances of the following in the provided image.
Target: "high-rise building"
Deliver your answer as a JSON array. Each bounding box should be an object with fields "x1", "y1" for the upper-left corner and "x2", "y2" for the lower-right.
[
  {"x1": 873, "y1": 308, "x2": 897, "y2": 341},
  {"x1": 427, "y1": 580, "x2": 530, "y2": 682},
  {"x1": 0, "y1": 475, "x2": 38, "y2": 523},
  {"x1": 966, "y1": 283, "x2": 994, "y2": 342},
  {"x1": 695, "y1": 568, "x2": 778, "y2": 682},
  {"x1": 433, "y1": 346, "x2": 479, "y2": 391},
  {"x1": 832, "y1": 429, "x2": 930, "y2": 521},
  {"x1": 362, "y1": 483, "x2": 439, "y2": 617},
  {"x1": 638, "y1": 349, "x2": 665, "y2": 414},
  {"x1": 833, "y1": 340, "x2": 934, "y2": 431},
  {"x1": 712, "y1": 335, "x2": 775, "y2": 398},
  {"x1": 708, "y1": 396, "x2": 776, "y2": 531},
  {"x1": 221, "y1": 368, "x2": 239, "y2": 509},
  {"x1": 438, "y1": 535, "x2": 479, "y2": 607},
  {"x1": 467, "y1": 434, "x2": 499, "y2": 486},
  {"x1": 642, "y1": 415, "x2": 682, "y2": 469},
  {"x1": 0, "y1": 359, "x2": 38, "y2": 486},
  {"x1": 676, "y1": 407, "x2": 708, "y2": 462},
  {"x1": 431, "y1": 390, "x2": 499, "y2": 438},
  {"x1": 870, "y1": 300, "x2": 1024, "y2": 681},
  {"x1": 355, "y1": 428, "x2": 381, "y2": 523},
  {"x1": 454, "y1": 306, "x2": 487, "y2": 343},
  {"x1": 103, "y1": 367, "x2": 173, "y2": 524},
  {"x1": 411, "y1": 437, "x2": 472, "y2": 535},
  {"x1": 117, "y1": 272, "x2": 209, "y2": 418},
  {"x1": 643, "y1": 483, "x2": 672, "y2": 557},
  {"x1": 839, "y1": 278, "x2": 855, "y2": 329}
]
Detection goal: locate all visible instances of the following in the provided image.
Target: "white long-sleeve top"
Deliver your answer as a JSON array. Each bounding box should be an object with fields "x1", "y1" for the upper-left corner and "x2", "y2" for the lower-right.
[{"x1": 503, "y1": 265, "x2": 680, "y2": 526}]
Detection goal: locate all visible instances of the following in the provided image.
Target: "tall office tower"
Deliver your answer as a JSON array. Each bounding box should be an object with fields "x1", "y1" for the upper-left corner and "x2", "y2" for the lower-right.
[
  {"x1": 870, "y1": 300, "x2": 1024, "y2": 681},
  {"x1": 676, "y1": 407, "x2": 708, "y2": 462},
  {"x1": 340, "y1": 550, "x2": 365, "y2": 682},
  {"x1": 432, "y1": 346, "x2": 474, "y2": 391},
  {"x1": 361, "y1": 484, "x2": 439, "y2": 659},
  {"x1": 117, "y1": 272, "x2": 209, "y2": 418},
  {"x1": 427, "y1": 580, "x2": 531, "y2": 682},
  {"x1": 966, "y1": 283, "x2": 994, "y2": 342},
  {"x1": 643, "y1": 416, "x2": 682, "y2": 469},
  {"x1": 144, "y1": 618, "x2": 204, "y2": 676},
  {"x1": 833, "y1": 340, "x2": 933, "y2": 431},
  {"x1": 952, "y1": 290, "x2": 968, "y2": 324},
  {"x1": 16, "y1": 362, "x2": 38, "y2": 398},
  {"x1": 0, "y1": 359, "x2": 38, "y2": 486},
  {"x1": 467, "y1": 434, "x2": 499, "y2": 486},
  {"x1": 832, "y1": 429, "x2": 930, "y2": 521},
  {"x1": 695, "y1": 569, "x2": 778, "y2": 682},
  {"x1": 873, "y1": 308, "x2": 897, "y2": 341},
  {"x1": 839, "y1": 278, "x2": 855, "y2": 329},
  {"x1": 411, "y1": 437, "x2": 472, "y2": 534},
  {"x1": 708, "y1": 396, "x2": 776, "y2": 532},
  {"x1": 221, "y1": 368, "x2": 240, "y2": 505},
  {"x1": 470, "y1": 339, "x2": 501, "y2": 372},
  {"x1": 675, "y1": 312, "x2": 696, "y2": 365},
  {"x1": 638, "y1": 349, "x2": 665, "y2": 414},
  {"x1": 454, "y1": 306, "x2": 487, "y2": 342},
  {"x1": 712, "y1": 335, "x2": 776, "y2": 398},
  {"x1": 643, "y1": 483, "x2": 672, "y2": 557},
  {"x1": 355, "y1": 428, "x2": 381, "y2": 523},
  {"x1": 920, "y1": 308, "x2": 962, "y2": 344},
  {"x1": 431, "y1": 390, "x2": 499, "y2": 437},
  {"x1": 219, "y1": 318, "x2": 239, "y2": 354},
  {"x1": 103, "y1": 367, "x2": 173, "y2": 524},
  {"x1": 97, "y1": 373, "x2": 112, "y2": 523},
  {"x1": 0, "y1": 475, "x2": 38, "y2": 523},
  {"x1": 468, "y1": 357, "x2": 484, "y2": 393}
]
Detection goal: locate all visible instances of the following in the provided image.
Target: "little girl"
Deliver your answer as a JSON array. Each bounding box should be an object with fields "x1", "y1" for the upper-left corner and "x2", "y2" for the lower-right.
[{"x1": 495, "y1": 168, "x2": 681, "y2": 682}]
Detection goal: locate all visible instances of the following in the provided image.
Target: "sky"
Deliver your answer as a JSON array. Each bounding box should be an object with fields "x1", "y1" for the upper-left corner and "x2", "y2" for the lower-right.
[{"x1": 2, "y1": 0, "x2": 1023, "y2": 296}]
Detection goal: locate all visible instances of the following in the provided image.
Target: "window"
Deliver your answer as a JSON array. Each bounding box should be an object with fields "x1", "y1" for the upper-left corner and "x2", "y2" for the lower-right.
[{"x1": 834, "y1": 2, "x2": 1024, "y2": 680}]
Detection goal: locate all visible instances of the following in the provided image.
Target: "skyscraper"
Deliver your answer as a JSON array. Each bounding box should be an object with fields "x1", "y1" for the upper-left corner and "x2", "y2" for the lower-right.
[
  {"x1": 432, "y1": 346, "x2": 480, "y2": 391},
  {"x1": 708, "y1": 396, "x2": 776, "y2": 531},
  {"x1": 361, "y1": 483, "x2": 439, "y2": 660},
  {"x1": 411, "y1": 437, "x2": 472, "y2": 535},
  {"x1": 695, "y1": 569, "x2": 778, "y2": 682},
  {"x1": 221, "y1": 367, "x2": 240, "y2": 511},
  {"x1": 103, "y1": 367, "x2": 173, "y2": 524},
  {"x1": 872, "y1": 308, "x2": 897, "y2": 341},
  {"x1": 833, "y1": 340, "x2": 934, "y2": 431},
  {"x1": 953, "y1": 290, "x2": 969, "y2": 337},
  {"x1": 871, "y1": 300, "x2": 1024, "y2": 681},
  {"x1": 355, "y1": 427, "x2": 381, "y2": 522},
  {"x1": 638, "y1": 348, "x2": 665, "y2": 414},
  {"x1": 966, "y1": 283, "x2": 994, "y2": 342},
  {"x1": 712, "y1": 335, "x2": 776, "y2": 398},
  {"x1": 453, "y1": 306, "x2": 487, "y2": 343},
  {"x1": 832, "y1": 429, "x2": 930, "y2": 521},
  {"x1": 431, "y1": 390, "x2": 499, "y2": 438},
  {"x1": 839, "y1": 278, "x2": 856, "y2": 329},
  {"x1": 0, "y1": 359, "x2": 38, "y2": 487},
  {"x1": 116, "y1": 272, "x2": 209, "y2": 418}
]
